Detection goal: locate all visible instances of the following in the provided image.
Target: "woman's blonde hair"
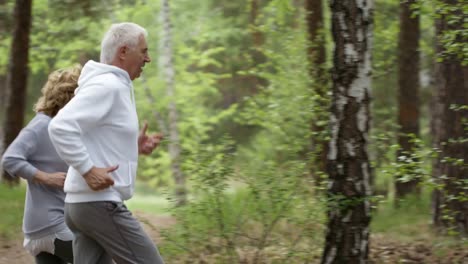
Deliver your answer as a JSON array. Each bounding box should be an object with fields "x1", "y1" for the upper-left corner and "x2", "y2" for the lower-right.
[{"x1": 34, "y1": 64, "x2": 82, "y2": 117}]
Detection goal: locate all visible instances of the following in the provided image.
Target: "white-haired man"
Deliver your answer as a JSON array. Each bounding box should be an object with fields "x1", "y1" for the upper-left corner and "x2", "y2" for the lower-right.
[{"x1": 49, "y1": 22, "x2": 164, "y2": 264}]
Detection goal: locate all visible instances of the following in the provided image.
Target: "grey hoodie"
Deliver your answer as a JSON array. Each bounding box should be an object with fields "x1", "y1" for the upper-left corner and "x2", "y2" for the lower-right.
[{"x1": 2, "y1": 113, "x2": 70, "y2": 239}]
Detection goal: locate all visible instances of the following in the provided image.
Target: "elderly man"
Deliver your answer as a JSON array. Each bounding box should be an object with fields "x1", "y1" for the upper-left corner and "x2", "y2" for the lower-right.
[{"x1": 49, "y1": 22, "x2": 164, "y2": 264}]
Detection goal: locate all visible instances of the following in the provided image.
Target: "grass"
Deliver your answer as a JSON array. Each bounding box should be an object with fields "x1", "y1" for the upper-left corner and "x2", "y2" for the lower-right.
[
  {"x1": 372, "y1": 193, "x2": 433, "y2": 239},
  {"x1": 0, "y1": 183, "x2": 25, "y2": 239},
  {"x1": 126, "y1": 182, "x2": 171, "y2": 215},
  {"x1": 371, "y1": 192, "x2": 468, "y2": 259},
  {"x1": 126, "y1": 193, "x2": 171, "y2": 215}
]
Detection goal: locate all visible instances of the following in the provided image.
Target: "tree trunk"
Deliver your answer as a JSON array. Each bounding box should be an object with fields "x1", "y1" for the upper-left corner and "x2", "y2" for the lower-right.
[
  {"x1": 0, "y1": 74, "x2": 6, "y2": 148},
  {"x1": 305, "y1": 0, "x2": 326, "y2": 72},
  {"x1": 305, "y1": 0, "x2": 329, "y2": 180},
  {"x1": 248, "y1": 0, "x2": 267, "y2": 87},
  {"x1": 161, "y1": 0, "x2": 187, "y2": 206},
  {"x1": 1, "y1": 0, "x2": 32, "y2": 184},
  {"x1": 0, "y1": 0, "x2": 12, "y2": 156},
  {"x1": 321, "y1": 0, "x2": 373, "y2": 263},
  {"x1": 395, "y1": 0, "x2": 420, "y2": 201},
  {"x1": 432, "y1": 0, "x2": 468, "y2": 236},
  {"x1": 249, "y1": 0, "x2": 264, "y2": 47}
]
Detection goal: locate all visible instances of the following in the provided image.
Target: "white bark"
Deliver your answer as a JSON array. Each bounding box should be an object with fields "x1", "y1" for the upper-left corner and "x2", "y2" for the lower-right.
[
  {"x1": 160, "y1": 0, "x2": 186, "y2": 205},
  {"x1": 322, "y1": 0, "x2": 373, "y2": 263}
]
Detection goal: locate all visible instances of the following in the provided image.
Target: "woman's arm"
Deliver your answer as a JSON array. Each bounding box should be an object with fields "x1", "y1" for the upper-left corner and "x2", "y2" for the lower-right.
[{"x1": 2, "y1": 127, "x2": 39, "y2": 181}]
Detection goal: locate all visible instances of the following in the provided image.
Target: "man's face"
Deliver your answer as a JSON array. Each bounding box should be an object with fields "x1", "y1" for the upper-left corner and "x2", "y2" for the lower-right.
[{"x1": 125, "y1": 35, "x2": 151, "y2": 80}]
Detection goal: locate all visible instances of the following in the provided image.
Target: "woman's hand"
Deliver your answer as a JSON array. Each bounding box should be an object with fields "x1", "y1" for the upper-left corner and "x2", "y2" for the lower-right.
[{"x1": 34, "y1": 170, "x2": 67, "y2": 189}]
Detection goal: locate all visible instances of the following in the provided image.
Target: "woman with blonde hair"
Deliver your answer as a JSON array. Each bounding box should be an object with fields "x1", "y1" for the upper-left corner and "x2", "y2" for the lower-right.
[{"x1": 1, "y1": 64, "x2": 81, "y2": 264}]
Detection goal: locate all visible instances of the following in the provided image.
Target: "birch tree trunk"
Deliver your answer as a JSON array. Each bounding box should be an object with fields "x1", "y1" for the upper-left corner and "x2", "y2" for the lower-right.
[
  {"x1": 432, "y1": 0, "x2": 468, "y2": 236},
  {"x1": 322, "y1": 0, "x2": 373, "y2": 263},
  {"x1": 161, "y1": 0, "x2": 187, "y2": 206},
  {"x1": 1, "y1": 0, "x2": 32, "y2": 184},
  {"x1": 395, "y1": 0, "x2": 420, "y2": 201}
]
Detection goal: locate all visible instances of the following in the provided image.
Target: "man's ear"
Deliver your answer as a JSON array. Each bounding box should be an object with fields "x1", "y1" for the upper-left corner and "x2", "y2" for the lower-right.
[{"x1": 117, "y1": 46, "x2": 128, "y2": 60}]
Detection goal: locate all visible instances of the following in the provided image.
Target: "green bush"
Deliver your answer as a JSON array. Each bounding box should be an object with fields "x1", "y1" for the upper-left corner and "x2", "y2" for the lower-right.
[{"x1": 160, "y1": 140, "x2": 325, "y2": 263}]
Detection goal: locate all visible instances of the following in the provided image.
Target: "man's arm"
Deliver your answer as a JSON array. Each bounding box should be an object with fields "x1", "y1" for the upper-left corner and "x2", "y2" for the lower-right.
[{"x1": 82, "y1": 165, "x2": 117, "y2": 191}]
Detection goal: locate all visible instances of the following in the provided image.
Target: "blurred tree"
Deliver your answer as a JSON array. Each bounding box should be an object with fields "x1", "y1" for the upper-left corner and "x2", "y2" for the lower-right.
[
  {"x1": 1, "y1": 0, "x2": 32, "y2": 184},
  {"x1": 161, "y1": 0, "x2": 186, "y2": 206},
  {"x1": 47, "y1": 0, "x2": 115, "y2": 19},
  {"x1": 0, "y1": 0, "x2": 11, "y2": 173},
  {"x1": 431, "y1": 0, "x2": 467, "y2": 236},
  {"x1": 249, "y1": 0, "x2": 264, "y2": 49},
  {"x1": 305, "y1": 0, "x2": 329, "y2": 180},
  {"x1": 305, "y1": 0, "x2": 325, "y2": 80},
  {"x1": 322, "y1": 0, "x2": 373, "y2": 263},
  {"x1": 395, "y1": 0, "x2": 421, "y2": 201},
  {"x1": 0, "y1": 0, "x2": 12, "y2": 121}
]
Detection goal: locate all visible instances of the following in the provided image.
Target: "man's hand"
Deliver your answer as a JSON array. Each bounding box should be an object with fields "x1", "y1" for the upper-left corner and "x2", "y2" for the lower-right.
[
  {"x1": 138, "y1": 121, "x2": 163, "y2": 155},
  {"x1": 34, "y1": 170, "x2": 66, "y2": 189},
  {"x1": 83, "y1": 165, "x2": 118, "y2": 191}
]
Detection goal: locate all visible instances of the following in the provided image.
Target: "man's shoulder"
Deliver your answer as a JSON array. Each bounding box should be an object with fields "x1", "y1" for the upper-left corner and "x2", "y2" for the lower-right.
[
  {"x1": 91, "y1": 72, "x2": 129, "y2": 89},
  {"x1": 82, "y1": 73, "x2": 128, "y2": 92}
]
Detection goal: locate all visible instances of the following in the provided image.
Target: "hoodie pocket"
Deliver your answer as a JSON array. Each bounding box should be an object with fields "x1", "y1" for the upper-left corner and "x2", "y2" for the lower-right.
[{"x1": 111, "y1": 161, "x2": 137, "y2": 200}]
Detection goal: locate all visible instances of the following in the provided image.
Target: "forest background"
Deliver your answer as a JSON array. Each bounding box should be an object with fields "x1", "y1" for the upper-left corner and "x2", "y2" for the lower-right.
[{"x1": 0, "y1": 0, "x2": 466, "y2": 263}]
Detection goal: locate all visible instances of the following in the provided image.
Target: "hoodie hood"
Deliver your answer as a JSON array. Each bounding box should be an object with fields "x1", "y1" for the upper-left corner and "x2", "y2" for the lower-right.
[{"x1": 76, "y1": 60, "x2": 132, "y2": 94}]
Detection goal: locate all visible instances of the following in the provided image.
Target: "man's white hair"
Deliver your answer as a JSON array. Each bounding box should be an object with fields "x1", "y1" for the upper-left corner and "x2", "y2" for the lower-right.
[{"x1": 100, "y1": 22, "x2": 148, "y2": 64}]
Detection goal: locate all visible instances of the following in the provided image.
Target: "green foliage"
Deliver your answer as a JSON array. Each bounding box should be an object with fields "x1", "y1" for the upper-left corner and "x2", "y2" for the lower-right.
[
  {"x1": 236, "y1": 4, "x2": 314, "y2": 159},
  {"x1": 378, "y1": 114, "x2": 467, "y2": 237},
  {"x1": 373, "y1": 0, "x2": 399, "y2": 78},
  {"x1": 29, "y1": 0, "x2": 113, "y2": 74},
  {"x1": 1, "y1": 0, "x2": 465, "y2": 258},
  {"x1": 133, "y1": 0, "x2": 252, "y2": 188},
  {"x1": 383, "y1": 136, "x2": 433, "y2": 186},
  {"x1": 0, "y1": 0, "x2": 14, "y2": 72},
  {"x1": 160, "y1": 140, "x2": 325, "y2": 263},
  {"x1": 372, "y1": 191, "x2": 432, "y2": 235},
  {"x1": 156, "y1": 5, "x2": 331, "y2": 261},
  {"x1": 416, "y1": 0, "x2": 467, "y2": 65},
  {"x1": 436, "y1": 105, "x2": 468, "y2": 236},
  {"x1": 371, "y1": 0, "x2": 436, "y2": 198}
]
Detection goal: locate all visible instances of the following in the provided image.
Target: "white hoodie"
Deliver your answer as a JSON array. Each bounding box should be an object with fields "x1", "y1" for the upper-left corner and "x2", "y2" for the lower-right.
[{"x1": 49, "y1": 60, "x2": 139, "y2": 203}]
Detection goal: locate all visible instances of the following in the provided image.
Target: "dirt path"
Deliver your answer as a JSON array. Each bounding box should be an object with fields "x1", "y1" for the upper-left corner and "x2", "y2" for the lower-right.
[
  {"x1": 369, "y1": 234, "x2": 468, "y2": 264},
  {"x1": 0, "y1": 211, "x2": 174, "y2": 264},
  {"x1": 0, "y1": 213, "x2": 466, "y2": 264},
  {"x1": 0, "y1": 236, "x2": 32, "y2": 264}
]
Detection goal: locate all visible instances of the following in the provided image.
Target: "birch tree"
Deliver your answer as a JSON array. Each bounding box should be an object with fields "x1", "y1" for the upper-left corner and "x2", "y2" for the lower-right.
[
  {"x1": 322, "y1": 0, "x2": 373, "y2": 263},
  {"x1": 160, "y1": 0, "x2": 187, "y2": 206}
]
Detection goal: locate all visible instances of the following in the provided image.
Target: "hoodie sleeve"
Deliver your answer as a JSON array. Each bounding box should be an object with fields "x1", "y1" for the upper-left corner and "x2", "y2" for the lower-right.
[
  {"x1": 1, "y1": 126, "x2": 39, "y2": 181},
  {"x1": 48, "y1": 81, "x2": 117, "y2": 176}
]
